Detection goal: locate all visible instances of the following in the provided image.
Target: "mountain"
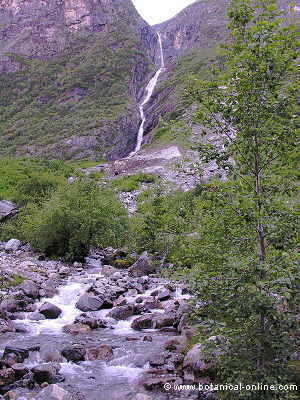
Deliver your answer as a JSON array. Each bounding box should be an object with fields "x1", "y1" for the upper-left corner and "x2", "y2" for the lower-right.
[
  {"x1": 0, "y1": 0, "x2": 297, "y2": 161},
  {"x1": 0, "y1": 0, "x2": 159, "y2": 160}
]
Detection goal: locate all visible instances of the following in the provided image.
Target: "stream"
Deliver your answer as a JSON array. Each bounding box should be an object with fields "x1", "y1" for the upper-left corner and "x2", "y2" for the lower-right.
[{"x1": 0, "y1": 259, "x2": 191, "y2": 400}]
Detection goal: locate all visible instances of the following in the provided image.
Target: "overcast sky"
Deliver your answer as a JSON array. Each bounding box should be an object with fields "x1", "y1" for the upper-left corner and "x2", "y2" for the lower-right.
[{"x1": 132, "y1": 0, "x2": 196, "y2": 25}]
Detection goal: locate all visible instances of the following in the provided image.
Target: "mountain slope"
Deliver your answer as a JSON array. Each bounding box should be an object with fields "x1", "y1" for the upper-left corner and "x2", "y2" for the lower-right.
[{"x1": 0, "y1": 0, "x2": 158, "y2": 160}]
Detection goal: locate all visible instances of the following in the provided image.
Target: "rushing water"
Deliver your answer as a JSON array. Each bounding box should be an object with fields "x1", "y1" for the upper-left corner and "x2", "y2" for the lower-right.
[
  {"x1": 0, "y1": 264, "x2": 190, "y2": 399},
  {"x1": 129, "y1": 32, "x2": 165, "y2": 157}
]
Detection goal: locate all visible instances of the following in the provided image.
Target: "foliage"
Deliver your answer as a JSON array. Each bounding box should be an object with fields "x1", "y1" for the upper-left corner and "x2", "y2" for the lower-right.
[
  {"x1": 110, "y1": 173, "x2": 157, "y2": 192},
  {"x1": 185, "y1": 0, "x2": 299, "y2": 398},
  {"x1": 0, "y1": 22, "x2": 153, "y2": 159},
  {"x1": 0, "y1": 157, "x2": 75, "y2": 206},
  {"x1": 10, "y1": 180, "x2": 129, "y2": 262}
]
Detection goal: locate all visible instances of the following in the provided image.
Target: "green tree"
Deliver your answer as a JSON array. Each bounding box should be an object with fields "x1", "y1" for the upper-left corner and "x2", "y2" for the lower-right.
[{"x1": 185, "y1": 0, "x2": 299, "y2": 398}]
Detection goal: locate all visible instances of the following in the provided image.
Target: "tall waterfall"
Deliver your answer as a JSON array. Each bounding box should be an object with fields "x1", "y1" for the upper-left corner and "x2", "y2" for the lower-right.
[{"x1": 129, "y1": 32, "x2": 165, "y2": 157}]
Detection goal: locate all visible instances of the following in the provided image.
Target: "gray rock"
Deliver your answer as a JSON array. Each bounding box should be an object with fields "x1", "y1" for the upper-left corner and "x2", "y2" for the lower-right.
[
  {"x1": 0, "y1": 200, "x2": 18, "y2": 221},
  {"x1": 61, "y1": 344, "x2": 86, "y2": 362},
  {"x1": 75, "y1": 294, "x2": 103, "y2": 312},
  {"x1": 183, "y1": 344, "x2": 214, "y2": 381},
  {"x1": 108, "y1": 305, "x2": 135, "y2": 320},
  {"x1": 36, "y1": 384, "x2": 74, "y2": 400},
  {"x1": 62, "y1": 323, "x2": 91, "y2": 335},
  {"x1": 19, "y1": 280, "x2": 40, "y2": 299},
  {"x1": 102, "y1": 265, "x2": 118, "y2": 277},
  {"x1": 32, "y1": 363, "x2": 61, "y2": 384},
  {"x1": 85, "y1": 344, "x2": 113, "y2": 361},
  {"x1": 39, "y1": 302, "x2": 62, "y2": 319},
  {"x1": 11, "y1": 363, "x2": 29, "y2": 379},
  {"x1": 40, "y1": 346, "x2": 64, "y2": 363},
  {"x1": 128, "y1": 252, "x2": 155, "y2": 277},
  {"x1": 0, "y1": 319, "x2": 16, "y2": 333},
  {"x1": 5, "y1": 239, "x2": 21, "y2": 252},
  {"x1": 0, "y1": 368, "x2": 15, "y2": 386}
]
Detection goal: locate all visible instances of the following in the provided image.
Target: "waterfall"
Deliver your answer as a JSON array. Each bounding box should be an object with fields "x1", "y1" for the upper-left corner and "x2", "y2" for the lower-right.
[{"x1": 129, "y1": 32, "x2": 165, "y2": 157}]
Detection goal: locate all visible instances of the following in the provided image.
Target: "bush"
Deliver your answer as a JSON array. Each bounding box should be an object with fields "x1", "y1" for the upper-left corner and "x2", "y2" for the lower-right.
[
  {"x1": 15, "y1": 180, "x2": 129, "y2": 261},
  {"x1": 111, "y1": 173, "x2": 157, "y2": 192}
]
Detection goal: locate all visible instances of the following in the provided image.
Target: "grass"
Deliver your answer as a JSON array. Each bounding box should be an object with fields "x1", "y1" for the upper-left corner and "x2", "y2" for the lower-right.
[{"x1": 110, "y1": 173, "x2": 157, "y2": 192}]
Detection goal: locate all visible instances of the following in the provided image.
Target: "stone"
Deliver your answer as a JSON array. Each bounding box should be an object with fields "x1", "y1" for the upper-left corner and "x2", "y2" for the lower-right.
[
  {"x1": 0, "y1": 368, "x2": 15, "y2": 386},
  {"x1": 75, "y1": 314, "x2": 108, "y2": 329},
  {"x1": 32, "y1": 363, "x2": 60, "y2": 384},
  {"x1": 39, "y1": 302, "x2": 62, "y2": 319},
  {"x1": 85, "y1": 344, "x2": 113, "y2": 361},
  {"x1": 11, "y1": 363, "x2": 29, "y2": 379},
  {"x1": 75, "y1": 294, "x2": 103, "y2": 312},
  {"x1": 28, "y1": 312, "x2": 46, "y2": 321},
  {"x1": 40, "y1": 346, "x2": 64, "y2": 363},
  {"x1": 151, "y1": 288, "x2": 171, "y2": 301},
  {"x1": 1, "y1": 352, "x2": 18, "y2": 367},
  {"x1": 108, "y1": 305, "x2": 135, "y2": 320},
  {"x1": 61, "y1": 344, "x2": 86, "y2": 362},
  {"x1": 62, "y1": 323, "x2": 91, "y2": 335},
  {"x1": 0, "y1": 201, "x2": 18, "y2": 221},
  {"x1": 0, "y1": 319, "x2": 15, "y2": 333},
  {"x1": 19, "y1": 280, "x2": 40, "y2": 299},
  {"x1": 2, "y1": 347, "x2": 29, "y2": 363},
  {"x1": 131, "y1": 315, "x2": 153, "y2": 330},
  {"x1": 164, "y1": 336, "x2": 187, "y2": 351},
  {"x1": 183, "y1": 344, "x2": 214, "y2": 382},
  {"x1": 128, "y1": 253, "x2": 154, "y2": 277},
  {"x1": 5, "y1": 239, "x2": 21, "y2": 252},
  {"x1": 58, "y1": 267, "x2": 70, "y2": 276},
  {"x1": 101, "y1": 265, "x2": 118, "y2": 277},
  {"x1": 35, "y1": 384, "x2": 74, "y2": 400}
]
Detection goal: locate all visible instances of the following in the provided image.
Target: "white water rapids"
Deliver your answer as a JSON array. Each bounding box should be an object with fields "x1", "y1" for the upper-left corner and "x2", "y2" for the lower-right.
[{"x1": 129, "y1": 32, "x2": 165, "y2": 157}]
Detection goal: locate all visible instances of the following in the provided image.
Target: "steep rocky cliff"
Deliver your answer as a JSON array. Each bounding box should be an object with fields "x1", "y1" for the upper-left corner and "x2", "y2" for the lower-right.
[{"x1": 0, "y1": 0, "x2": 159, "y2": 160}]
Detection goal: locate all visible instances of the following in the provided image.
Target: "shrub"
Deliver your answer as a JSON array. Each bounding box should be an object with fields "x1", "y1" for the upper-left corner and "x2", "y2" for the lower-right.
[
  {"x1": 15, "y1": 180, "x2": 129, "y2": 261},
  {"x1": 111, "y1": 173, "x2": 157, "y2": 192}
]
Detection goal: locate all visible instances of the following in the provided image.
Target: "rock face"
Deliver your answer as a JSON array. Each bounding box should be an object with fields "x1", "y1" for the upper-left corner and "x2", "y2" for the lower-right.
[
  {"x1": 0, "y1": 201, "x2": 18, "y2": 222},
  {"x1": 0, "y1": 0, "x2": 159, "y2": 161}
]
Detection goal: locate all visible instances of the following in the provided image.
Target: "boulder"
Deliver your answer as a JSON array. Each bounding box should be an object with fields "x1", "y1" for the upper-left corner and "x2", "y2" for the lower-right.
[
  {"x1": 40, "y1": 346, "x2": 64, "y2": 363},
  {"x1": 0, "y1": 368, "x2": 15, "y2": 386},
  {"x1": 128, "y1": 253, "x2": 154, "y2": 277},
  {"x1": 28, "y1": 312, "x2": 46, "y2": 321},
  {"x1": 4, "y1": 239, "x2": 21, "y2": 252},
  {"x1": 183, "y1": 344, "x2": 214, "y2": 382},
  {"x1": 0, "y1": 352, "x2": 18, "y2": 367},
  {"x1": 85, "y1": 344, "x2": 113, "y2": 361},
  {"x1": 0, "y1": 201, "x2": 18, "y2": 222},
  {"x1": 19, "y1": 280, "x2": 40, "y2": 299},
  {"x1": 35, "y1": 384, "x2": 74, "y2": 400},
  {"x1": 62, "y1": 323, "x2": 91, "y2": 335},
  {"x1": 101, "y1": 265, "x2": 118, "y2": 277},
  {"x1": 32, "y1": 363, "x2": 61, "y2": 384},
  {"x1": 131, "y1": 315, "x2": 154, "y2": 330},
  {"x1": 39, "y1": 302, "x2": 62, "y2": 319},
  {"x1": 108, "y1": 305, "x2": 135, "y2": 320},
  {"x1": 2, "y1": 347, "x2": 29, "y2": 363},
  {"x1": 61, "y1": 344, "x2": 86, "y2": 362},
  {"x1": 75, "y1": 294, "x2": 103, "y2": 312},
  {"x1": 75, "y1": 314, "x2": 109, "y2": 329},
  {"x1": 0, "y1": 319, "x2": 15, "y2": 333},
  {"x1": 151, "y1": 288, "x2": 171, "y2": 301},
  {"x1": 11, "y1": 363, "x2": 29, "y2": 379},
  {"x1": 131, "y1": 313, "x2": 176, "y2": 330}
]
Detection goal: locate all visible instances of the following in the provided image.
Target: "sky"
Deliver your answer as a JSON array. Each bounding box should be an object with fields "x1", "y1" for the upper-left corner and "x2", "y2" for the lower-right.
[{"x1": 132, "y1": 0, "x2": 196, "y2": 25}]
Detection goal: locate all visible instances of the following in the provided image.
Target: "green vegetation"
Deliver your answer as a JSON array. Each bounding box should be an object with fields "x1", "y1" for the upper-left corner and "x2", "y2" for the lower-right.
[
  {"x1": 2, "y1": 180, "x2": 128, "y2": 262},
  {"x1": 0, "y1": 157, "x2": 76, "y2": 206},
  {"x1": 110, "y1": 173, "x2": 157, "y2": 192},
  {"x1": 132, "y1": 0, "x2": 299, "y2": 398},
  {"x1": 0, "y1": 22, "x2": 153, "y2": 159}
]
